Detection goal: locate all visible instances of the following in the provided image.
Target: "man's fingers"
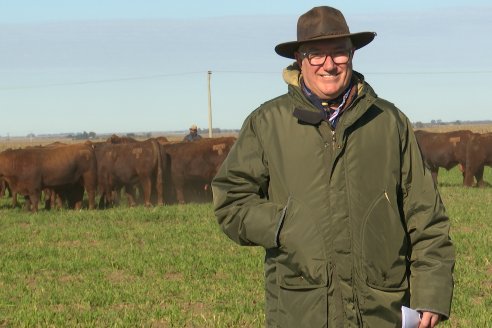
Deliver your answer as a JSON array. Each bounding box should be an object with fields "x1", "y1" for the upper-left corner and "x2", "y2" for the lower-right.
[{"x1": 418, "y1": 312, "x2": 441, "y2": 328}]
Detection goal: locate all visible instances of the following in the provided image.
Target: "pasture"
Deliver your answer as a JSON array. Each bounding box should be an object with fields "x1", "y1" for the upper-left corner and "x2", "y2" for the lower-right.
[{"x1": 0, "y1": 167, "x2": 491, "y2": 327}]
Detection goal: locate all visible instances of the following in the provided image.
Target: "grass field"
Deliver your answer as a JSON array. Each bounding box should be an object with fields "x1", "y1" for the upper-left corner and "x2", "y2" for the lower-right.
[{"x1": 0, "y1": 167, "x2": 491, "y2": 327}]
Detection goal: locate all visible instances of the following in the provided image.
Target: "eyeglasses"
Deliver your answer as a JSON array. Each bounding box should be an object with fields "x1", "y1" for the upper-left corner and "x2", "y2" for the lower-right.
[{"x1": 300, "y1": 49, "x2": 353, "y2": 66}]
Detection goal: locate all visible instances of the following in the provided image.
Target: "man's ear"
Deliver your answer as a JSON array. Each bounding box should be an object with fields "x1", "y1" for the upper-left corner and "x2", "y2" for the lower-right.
[{"x1": 294, "y1": 52, "x2": 303, "y2": 67}]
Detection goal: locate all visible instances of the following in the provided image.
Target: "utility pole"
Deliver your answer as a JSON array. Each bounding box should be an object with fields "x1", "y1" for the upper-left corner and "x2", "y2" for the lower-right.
[{"x1": 207, "y1": 70, "x2": 213, "y2": 138}]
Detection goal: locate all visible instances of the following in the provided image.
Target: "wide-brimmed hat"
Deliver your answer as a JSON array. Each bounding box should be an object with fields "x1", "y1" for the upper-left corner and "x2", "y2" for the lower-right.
[{"x1": 275, "y1": 6, "x2": 376, "y2": 59}]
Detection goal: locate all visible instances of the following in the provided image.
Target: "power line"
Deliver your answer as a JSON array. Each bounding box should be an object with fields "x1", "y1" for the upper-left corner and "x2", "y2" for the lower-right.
[
  {"x1": 0, "y1": 69, "x2": 490, "y2": 91},
  {"x1": 0, "y1": 71, "x2": 205, "y2": 91},
  {"x1": 365, "y1": 70, "x2": 492, "y2": 75}
]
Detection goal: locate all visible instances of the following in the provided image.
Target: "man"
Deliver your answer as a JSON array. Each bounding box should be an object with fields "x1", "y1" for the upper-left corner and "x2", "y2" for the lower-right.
[
  {"x1": 183, "y1": 124, "x2": 202, "y2": 142},
  {"x1": 212, "y1": 6, "x2": 454, "y2": 328}
]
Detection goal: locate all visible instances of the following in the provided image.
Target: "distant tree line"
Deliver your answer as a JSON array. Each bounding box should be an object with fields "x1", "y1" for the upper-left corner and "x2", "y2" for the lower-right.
[
  {"x1": 70, "y1": 131, "x2": 97, "y2": 140},
  {"x1": 413, "y1": 120, "x2": 492, "y2": 129},
  {"x1": 197, "y1": 128, "x2": 240, "y2": 134}
]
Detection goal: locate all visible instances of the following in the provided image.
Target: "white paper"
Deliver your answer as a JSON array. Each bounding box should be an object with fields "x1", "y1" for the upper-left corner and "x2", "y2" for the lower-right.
[{"x1": 401, "y1": 306, "x2": 421, "y2": 328}]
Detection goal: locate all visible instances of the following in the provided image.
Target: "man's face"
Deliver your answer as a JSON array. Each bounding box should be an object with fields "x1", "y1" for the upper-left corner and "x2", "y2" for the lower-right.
[{"x1": 295, "y1": 38, "x2": 353, "y2": 100}]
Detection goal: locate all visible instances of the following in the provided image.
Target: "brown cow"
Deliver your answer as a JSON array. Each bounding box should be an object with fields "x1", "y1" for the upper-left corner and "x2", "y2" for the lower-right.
[
  {"x1": 160, "y1": 137, "x2": 236, "y2": 204},
  {"x1": 23, "y1": 142, "x2": 84, "y2": 210},
  {"x1": 414, "y1": 129, "x2": 482, "y2": 185},
  {"x1": 94, "y1": 139, "x2": 163, "y2": 208},
  {"x1": 0, "y1": 143, "x2": 97, "y2": 212},
  {"x1": 106, "y1": 134, "x2": 138, "y2": 144},
  {"x1": 464, "y1": 133, "x2": 492, "y2": 187},
  {"x1": 154, "y1": 136, "x2": 169, "y2": 144},
  {"x1": 43, "y1": 183, "x2": 86, "y2": 210}
]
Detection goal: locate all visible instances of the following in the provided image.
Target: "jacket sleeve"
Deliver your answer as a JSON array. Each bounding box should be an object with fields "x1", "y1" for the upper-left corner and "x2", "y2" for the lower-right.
[
  {"x1": 401, "y1": 120, "x2": 455, "y2": 319},
  {"x1": 211, "y1": 113, "x2": 284, "y2": 249}
]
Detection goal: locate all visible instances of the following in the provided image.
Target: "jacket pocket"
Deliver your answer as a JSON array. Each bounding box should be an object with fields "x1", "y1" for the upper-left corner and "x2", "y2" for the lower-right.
[
  {"x1": 275, "y1": 196, "x2": 327, "y2": 282},
  {"x1": 276, "y1": 259, "x2": 327, "y2": 289},
  {"x1": 276, "y1": 262, "x2": 328, "y2": 328},
  {"x1": 360, "y1": 191, "x2": 409, "y2": 290}
]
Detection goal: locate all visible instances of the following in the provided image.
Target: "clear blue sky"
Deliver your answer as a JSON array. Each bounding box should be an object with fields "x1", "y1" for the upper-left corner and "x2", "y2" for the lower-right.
[{"x1": 1, "y1": 1, "x2": 491, "y2": 136}]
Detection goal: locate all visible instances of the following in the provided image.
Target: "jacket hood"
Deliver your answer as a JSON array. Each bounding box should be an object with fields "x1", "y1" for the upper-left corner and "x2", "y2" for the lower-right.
[{"x1": 282, "y1": 62, "x2": 302, "y2": 86}]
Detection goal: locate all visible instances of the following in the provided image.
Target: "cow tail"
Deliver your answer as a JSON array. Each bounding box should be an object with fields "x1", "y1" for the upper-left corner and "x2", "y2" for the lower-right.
[{"x1": 152, "y1": 139, "x2": 164, "y2": 205}]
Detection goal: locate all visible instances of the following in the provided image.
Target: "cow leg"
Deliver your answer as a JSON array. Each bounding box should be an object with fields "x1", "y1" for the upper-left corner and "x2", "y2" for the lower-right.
[
  {"x1": 56, "y1": 193, "x2": 63, "y2": 209},
  {"x1": 155, "y1": 178, "x2": 164, "y2": 206},
  {"x1": 23, "y1": 195, "x2": 31, "y2": 211},
  {"x1": 124, "y1": 185, "x2": 137, "y2": 207},
  {"x1": 86, "y1": 189, "x2": 96, "y2": 209},
  {"x1": 11, "y1": 191, "x2": 18, "y2": 208},
  {"x1": 431, "y1": 169, "x2": 438, "y2": 185},
  {"x1": 28, "y1": 193, "x2": 40, "y2": 212},
  {"x1": 463, "y1": 167, "x2": 476, "y2": 187},
  {"x1": 44, "y1": 189, "x2": 52, "y2": 210},
  {"x1": 175, "y1": 181, "x2": 186, "y2": 204},
  {"x1": 113, "y1": 189, "x2": 121, "y2": 206},
  {"x1": 0, "y1": 180, "x2": 5, "y2": 197},
  {"x1": 74, "y1": 202, "x2": 82, "y2": 210},
  {"x1": 141, "y1": 178, "x2": 152, "y2": 207},
  {"x1": 98, "y1": 191, "x2": 107, "y2": 209},
  {"x1": 474, "y1": 165, "x2": 485, "y2": 187}
]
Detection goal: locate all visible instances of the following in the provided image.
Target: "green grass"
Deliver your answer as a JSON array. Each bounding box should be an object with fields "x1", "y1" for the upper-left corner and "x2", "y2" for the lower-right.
[
  {"x1": 437, "y1": 167, "x2": 492, "y2": 327},
  {"x1": 0, "y1": 167, "x2": 491, "y2": 327}
]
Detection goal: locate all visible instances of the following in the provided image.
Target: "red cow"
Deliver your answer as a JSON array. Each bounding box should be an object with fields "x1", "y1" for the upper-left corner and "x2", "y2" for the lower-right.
[
  {"x1": 464, "y1": 133, "x2": 492, "y2": 187},
  {"x1": 94, "y1": 139, "x2": 163, "y2": 208},
  {"x1": 414, "y1": 130, "x2": 481, "y2": 185},
  {"x1": 0, "y1": 143, "x2": 97, "y2": 212},
  {"x1": 160, "y1": 137, "x2": 236, "y2": 204}
]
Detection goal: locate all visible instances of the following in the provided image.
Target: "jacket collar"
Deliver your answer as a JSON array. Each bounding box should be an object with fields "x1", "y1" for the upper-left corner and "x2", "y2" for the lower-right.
[{"x1": 283, "y1": 62, "x2": 378, "y2": 127}]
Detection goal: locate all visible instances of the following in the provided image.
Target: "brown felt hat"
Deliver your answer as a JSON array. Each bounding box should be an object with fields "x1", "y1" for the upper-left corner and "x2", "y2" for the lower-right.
[{"x1": 275, "y1": 6, "x2": 376, "y2": 59}]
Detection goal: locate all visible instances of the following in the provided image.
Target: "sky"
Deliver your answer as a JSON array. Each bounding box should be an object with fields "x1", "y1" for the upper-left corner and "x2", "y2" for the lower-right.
[{"x1": 0, "y1": 1, "x2": 491, "y2": 137}]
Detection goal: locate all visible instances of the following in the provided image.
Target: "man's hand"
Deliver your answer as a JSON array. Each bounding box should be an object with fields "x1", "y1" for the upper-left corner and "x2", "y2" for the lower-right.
[{"x1": 418, "y1": 311, "x2": 440, "y2": 328}]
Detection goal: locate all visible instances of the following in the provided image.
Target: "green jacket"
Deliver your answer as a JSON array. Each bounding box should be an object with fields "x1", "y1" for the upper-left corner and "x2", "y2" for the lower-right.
[{"x1": 212, "y1": 66, "x2": 455, "y2": 327}]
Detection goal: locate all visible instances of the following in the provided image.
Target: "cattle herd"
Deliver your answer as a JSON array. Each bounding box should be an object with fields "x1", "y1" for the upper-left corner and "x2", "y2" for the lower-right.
[
  {"x1": 415, "y1": 129, "x2": 492, "y2": 187},
  {"x1": 0, "y1": 135, "x2": 236, "y2": 212},
  {"x1": 1, "y1": 129, "x2": 490, "y2": 212}
]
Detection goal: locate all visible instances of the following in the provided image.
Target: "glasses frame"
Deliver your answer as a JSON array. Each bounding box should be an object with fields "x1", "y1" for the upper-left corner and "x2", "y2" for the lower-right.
[{"x1": 300, "y1": 49, "x2": 354, "y2": 66}]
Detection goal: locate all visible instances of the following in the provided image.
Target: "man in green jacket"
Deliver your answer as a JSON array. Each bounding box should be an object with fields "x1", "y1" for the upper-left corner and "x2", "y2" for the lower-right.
[{"x1": 212, "y1": 6, "x2": 454, "y2": 328}]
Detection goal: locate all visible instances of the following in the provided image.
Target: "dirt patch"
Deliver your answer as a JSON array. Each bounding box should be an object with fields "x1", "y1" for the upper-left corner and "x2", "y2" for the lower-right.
[
  {"x1": 56, "y1": 240, "x2": 82, "y2": 248},
  {"x1": 164, "y1": 272, "x2": 184, "y2": 282},
  {"x1": 58, "y1": 274, "x2": 83, "y2": 284},
  {"x1": 183, "y1": 301, "x2": 208, "y2": 316},
  {"x1": 150, "y1": 320, "x2": 169, "y2": 328},
  {"x1": 106, "y1": 270, "x2": 136, "y2": 284}
]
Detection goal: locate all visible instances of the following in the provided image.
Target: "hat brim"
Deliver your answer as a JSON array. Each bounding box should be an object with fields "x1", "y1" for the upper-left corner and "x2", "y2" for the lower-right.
[{"x1": 274, "y1": 31, "x2": 376, "y2": 59}]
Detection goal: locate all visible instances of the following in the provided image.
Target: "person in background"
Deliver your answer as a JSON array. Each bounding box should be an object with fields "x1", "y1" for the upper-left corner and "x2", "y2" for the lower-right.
[
  {"x1": 183, "y1": 124, "x2": 202, "y2": 142},
  {"x1": 211, "y1": 6, "x2": 454, "y2": 328}
]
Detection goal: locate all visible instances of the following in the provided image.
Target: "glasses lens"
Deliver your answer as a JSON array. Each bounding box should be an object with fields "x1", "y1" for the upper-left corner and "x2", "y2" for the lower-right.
[
  {"x1": 307, "y1": 50, "x2": 351, "y2": 65},
  {"x1": 307, "y1": 53, "x2": 326, "y2": 66},
  {"x1": 332, "y1": 51, "x2": 350, "y2": 64}
]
